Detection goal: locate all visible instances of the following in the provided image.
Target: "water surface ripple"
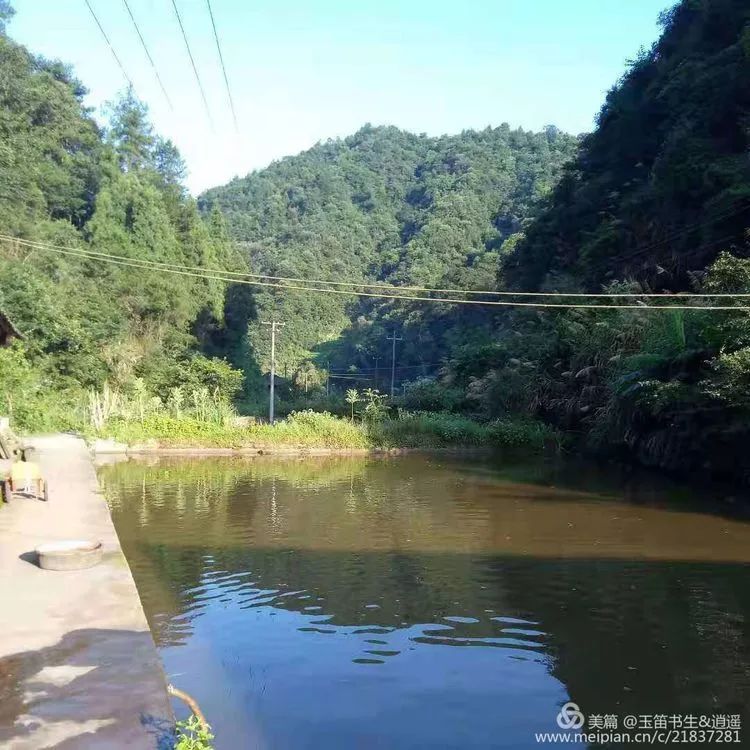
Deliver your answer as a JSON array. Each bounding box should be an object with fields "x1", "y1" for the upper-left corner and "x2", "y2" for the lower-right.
[{"x1": 99, "y1": 455, "x2": 750, "y2": 749}]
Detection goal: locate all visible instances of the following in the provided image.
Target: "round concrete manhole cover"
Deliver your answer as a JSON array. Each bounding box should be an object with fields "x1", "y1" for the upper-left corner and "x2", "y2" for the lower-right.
[{"x1": 36, "y1": 540, "x2": 103, "y2": 571}]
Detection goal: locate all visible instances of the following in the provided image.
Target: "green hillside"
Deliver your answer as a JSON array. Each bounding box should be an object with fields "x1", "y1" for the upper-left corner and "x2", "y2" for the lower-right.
[
  {"x1": 199, "y1": 124, "x2": 578, "y2": 377},
  {"x1": 509, "y1": 0, "x2": 750, "y2": 291},
  {"x1": 201, "y1": 0, "x2": 750, "y2": 482},
  {"x1": 484, "y1": 0, "x2": 750, "y2": 479},
  {"x1": 3, "y1": 0, "x2": 750, "y2": 481}
]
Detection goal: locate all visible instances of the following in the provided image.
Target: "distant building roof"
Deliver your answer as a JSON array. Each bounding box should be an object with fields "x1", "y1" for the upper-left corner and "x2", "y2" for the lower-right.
[{"x1": 0, "y1": 309, "x2": 23, "y2": 346}]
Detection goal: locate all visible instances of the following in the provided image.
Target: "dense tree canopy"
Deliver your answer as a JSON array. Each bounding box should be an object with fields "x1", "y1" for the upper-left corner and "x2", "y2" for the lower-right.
[
  {"x1": 201, "y1": 0, "x2": 750, "y2": 483},
  {"x1": 506, "y1": 0, "x2": 750, "y2": 291},
  {"x1": 472, "y1": 0, "x2": 750, "y2": 482},
  {"x1": 0, "y1": 20, "x2": 245, "y2": 429},
  {"x1": 4, "y1": 0, "x2": 750, "y2": 483},
  {"x1": 200, "y1": 123, "x2": 578, "y2": 375}
]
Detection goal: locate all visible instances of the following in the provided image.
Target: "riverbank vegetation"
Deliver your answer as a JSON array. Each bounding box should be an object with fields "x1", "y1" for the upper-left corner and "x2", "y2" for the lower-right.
[
  {"x1": 2, "y1": 1, "x2": 750, "y2": 479},
  {"x1": 488, "y1": 0, "x2": 750, "y2": 480},
  {"x1": 200, "y1": 0, "x2": 750, "y2": 483},
  {"x1": 92, "y1": 403, "x2": 558, "y2": 452}
]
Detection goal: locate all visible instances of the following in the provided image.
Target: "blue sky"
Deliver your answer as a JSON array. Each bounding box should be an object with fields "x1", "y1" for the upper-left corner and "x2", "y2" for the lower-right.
[{"x1": 13, "y1": 0, "x2": 668, "y2": 194}]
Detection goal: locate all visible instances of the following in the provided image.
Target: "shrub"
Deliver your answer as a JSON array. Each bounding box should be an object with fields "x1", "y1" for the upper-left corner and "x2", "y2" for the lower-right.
[
  {"x1": 94, "y1": 405, "x2": 555, "y2": 453},
  {"x1": 255, "y1": 411, "x2": 370, "y2": 448},
  {"x1": 145, "y1": 355, "x2": 243, "y2": 404},
  {"x1": 174, "y1": 714, "x2": 214, "y2": 750},
  {"x1": 0, "y1": 344, "x2": 85, "y2": 433},
  {"x1": 399, "y1": 378, "x2": 464, "y2": 412},
  {"x1": 101, "y1": 414, "x2": 247, "y2": 447},
  {"x1": 371, "y1": 411, "x2": 501, "y2": 448},
  {"x1": 489, "y1": 418, "x2": 561, "y2": 451}
]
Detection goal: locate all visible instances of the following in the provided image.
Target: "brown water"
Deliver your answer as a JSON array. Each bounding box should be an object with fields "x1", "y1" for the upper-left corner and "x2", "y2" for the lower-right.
[{"x1": 99, "y1": 455, "x2": 750, "y2": 749}]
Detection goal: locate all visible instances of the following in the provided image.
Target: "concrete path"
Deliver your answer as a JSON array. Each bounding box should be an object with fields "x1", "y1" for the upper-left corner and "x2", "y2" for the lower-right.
[{"x1": 0, "y1": 435, "x2": 173, "y2": 749}]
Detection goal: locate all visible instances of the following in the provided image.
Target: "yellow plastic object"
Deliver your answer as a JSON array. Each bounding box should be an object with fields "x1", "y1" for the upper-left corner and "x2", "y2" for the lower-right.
[{"x1": 10, "y1": 461, "x2": 42, "y2": 484}]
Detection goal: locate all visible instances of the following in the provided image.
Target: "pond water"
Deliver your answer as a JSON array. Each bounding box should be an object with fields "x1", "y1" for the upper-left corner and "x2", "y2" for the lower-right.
[{"x1": 98, "y1": 454, "x2": 750, "y2": 749}]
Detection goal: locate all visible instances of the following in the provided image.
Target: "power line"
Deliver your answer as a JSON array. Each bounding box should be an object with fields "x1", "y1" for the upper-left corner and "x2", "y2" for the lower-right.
[
  {"x1": 4, "y1": 235, "x2": 750, "y2": 310},
  {"x1": 328, "y1": 374, "x2": 373, "y2": 380},
  {"x1": 4, "y1": 234, "x2": 750, "y2": 310},
  {"x1": 122, "y1": 0, "x2": 173, "y2": 109},
  {"x1": 205, "y1": 0, "x2": 238, "y2": 131},
  {"x1": 5, "y1": 233, "x2": 750, "y2": 301},
  {"x1": 8, "y1": 232, "x2": 750, "y2": 301},
  {"x1": 209, "y1": 201, "x2": 748, "y2": 296},
  {"x1": 83, "y1": 0, "x2": 134, "y2": 89},
  {"x1": 170, "y1": 0, "x2": 213, "y2": 127}
]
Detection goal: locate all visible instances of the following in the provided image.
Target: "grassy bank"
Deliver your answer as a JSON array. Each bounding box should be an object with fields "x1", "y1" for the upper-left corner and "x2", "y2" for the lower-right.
[{"x1": 95, "y1": 410, "x2": 559, "y2": 453}]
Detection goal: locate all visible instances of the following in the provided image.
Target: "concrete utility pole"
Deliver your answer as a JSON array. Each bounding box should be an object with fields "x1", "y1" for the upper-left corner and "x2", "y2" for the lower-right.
[
  {"x1": 261, "y1": 320, "x2": 285, "y2": 424},
  {"x1": 387, "y1": 331, "x2": 402, "y2": 399},
  {"x1": 326, "y1": 360, "x2": 330, "y2": 397}
]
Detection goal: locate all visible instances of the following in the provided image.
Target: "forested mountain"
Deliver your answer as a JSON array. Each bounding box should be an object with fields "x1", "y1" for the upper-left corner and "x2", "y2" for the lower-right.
[
  {"x1": 0, "y1": 0, "x2": 578, "y2": 432},
  {"x1": 200, "y1": 124, "x2": 577, "y2": 376},
  {"x1": 201, "y1": 0, "x2": 750, "y2": 483},
  {"x1": 3, "y1": 0, "x2": 750, "y2": 482}
]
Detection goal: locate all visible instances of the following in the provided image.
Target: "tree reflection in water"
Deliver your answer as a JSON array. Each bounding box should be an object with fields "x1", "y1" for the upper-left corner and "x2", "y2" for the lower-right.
[{"x1": 99, "y1": 455, "x2": 750, "y2": 749}]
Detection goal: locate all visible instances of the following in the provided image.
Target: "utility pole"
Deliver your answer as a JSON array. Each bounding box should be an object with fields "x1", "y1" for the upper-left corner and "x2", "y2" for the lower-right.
[
  {"x1": 326, "y1": 360, "x2": 330, "y2": 397},
  {"x1": 374, "y1": 357, "x2": 379, "y2": 391},
  {"x1": 387, "y1": 331, "x2": 402, "y2": 399},
  {"x1": 261, "y1": 320, "x2": 284, "y2": 424}
]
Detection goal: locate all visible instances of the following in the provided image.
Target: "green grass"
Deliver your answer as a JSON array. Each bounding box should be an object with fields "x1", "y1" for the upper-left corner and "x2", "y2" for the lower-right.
[
  {"x1": 99, "y1": 410, "x2": 369, "y2": 449},
  {"x1": 96, "y1": 409, "x2": 559, "y2": 453}
]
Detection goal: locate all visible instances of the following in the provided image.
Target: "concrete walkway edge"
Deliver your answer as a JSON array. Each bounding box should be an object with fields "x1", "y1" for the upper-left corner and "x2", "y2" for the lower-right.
[{"x1": 0, "y1": 435, "x2": 173, "y2": 749}]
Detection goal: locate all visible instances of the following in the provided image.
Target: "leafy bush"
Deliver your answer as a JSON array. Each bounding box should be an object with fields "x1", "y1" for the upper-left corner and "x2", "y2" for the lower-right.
[
  {"x1": 703, "y1": 347, "x2": 750, "y2": 406},
  {"x1": 399, "y1": 378, "x2": 464, "y2": 413},
  {"x1": 256, "y1": 410, "x2": 370, "y2": 448},
  {"x1": 99, "y1": 410, "x2": 370, "y2": 449},
  {"x1": 371, "y1": 411, "x2": 556, "y2": 451},
  {"x1": 489, "y1": 418, "x2": 562, "y2": 451},
  {"x1": 174, "y1": 715, "x2": 214, "y2": 750},
  {"x1": 0, "y1": 344, "x2": 85, "y2": 433},
  {"x1": 147, "y1": 356, "x2": 244, "y2": 404},
  {"x1": 101, "y1": 415, "x2": 247, "y2": 447},
  {"x1": 361, "y1": 388, "x2": 389, "y2": 422}
]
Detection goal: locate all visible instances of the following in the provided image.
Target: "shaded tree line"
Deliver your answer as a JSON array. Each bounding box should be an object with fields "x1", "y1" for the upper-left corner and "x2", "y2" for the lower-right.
[{"x1": 0, "y1": 16, "x2": 249, "y2": 430}]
